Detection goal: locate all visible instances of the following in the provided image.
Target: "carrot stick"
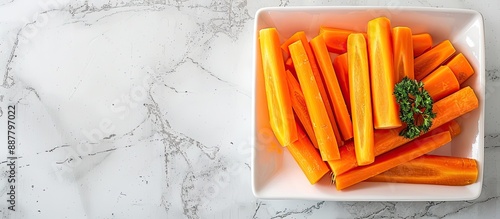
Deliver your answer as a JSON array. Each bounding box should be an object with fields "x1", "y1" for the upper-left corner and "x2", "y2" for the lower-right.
[
  {"x1": 367, "y1": 17, "x2": 401, "y2": 129},
  {"x1": 330, "y1": 108, "x2": 344, "y2": 146},
  {"x1": 414, "y1": 40, "x2": 456, "y2": 80},
  {"x1": 281, "y1": 32, "x2": 302, "y2": 58},
  {"x1": 428, "y1": 86, "x2": 478, "y2": 135},
  {"x1": 289, "y1": 40, "x2": 341, "y2": 161},
  {"x1": 347, "y1": 33, "x2": 374, "y2": 165},
  {"x1": 335, "y1": 131, "x2": 452, "y2": 190},
  {"x1": 259, "y1": 28, "x2": 298, "y2": 146},
  {"x1": 311, "y1": 35, "x2": 354, "y2": 140},
  {"x1": 333, "y1": 53, "x2": 351, "y2": 113},
  {"x1": 393, "y1": 27, "x2": 414, "y2": 82},
  {"x1": 327, "y1": 120, "x2": 460, "y2": 177},
  {"x1": 285, "y1": 57, "x2": 295, "y2": 71},
  {"x1": 282, "y1": 31, "x2": 342, "y2": 144},
  {"x1": 320, "y1": 27, "x2": 354, "y2": 54},
  {"x1": 286, "y1": 70, "x2": 319, "y2": 148},
  {"x1": 328, "y1": 86, "x2": 478, "y2": 175},
  {"x1": 445, "y1": 53, "x2": 475, "y2": 84},
  {"x1": 422, "y1": 66, "x2": 460, "y2": 101},
  {"x1": 287, "y1": 124, "x2": 330, "y2": 184},
  {"x1": 366, "y1": 154, "x2": 478, "y2": 186},
  {"x1": 412, "y1": 33, "x2": 433, "y2": 57},
  {"x1": 320, "y1": 27, "x2": 368, "y2": 54},
  {"x1": 432, "y1": 120, "x2": 461, "y2": 138}
]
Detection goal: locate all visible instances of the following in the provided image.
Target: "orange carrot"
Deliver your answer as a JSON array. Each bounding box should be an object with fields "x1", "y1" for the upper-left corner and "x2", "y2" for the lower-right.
[
  {"x1": 320, "y1": 27, "x2": 368, "y2": 54},
  {"x1": 328, "y1": 86, "x2": 478, "y2": 175},
  {"x1": 366, "y1": 154, "x2": 478, "y2": 186},
  {"x1": 333, "y1": 53, "x2": 351, "y2": 113},
  {"x1": 289, "y1": 40, "x2": 340, "y2": 161},
  {"x1": 445, "y1": 53, "x2": 475, "y2": 84},
  {"x1": 412, "y1": 33, "x2": 433, "y2": 57},
  {"x1": 330, "y1": 109, "x2": 344, "y2": 146},
  {"x1": 281, "y1": 32, "x2": 302, "y2": 58},
  {"x1": 393, "y1": 27, "x2": 414, "y2": 82},
  {"x1": 286, "y1": 70, "x2": 319, "y2": 148},
  {"x1": 327, "y1": 120, "x2": 460, "y2": 177},
  {"x1": 335, "y1": 131, "x2": 452, "y2": 190},
  {"x1": 287, "y1": 124, "x2": 330, "y2": 184},
  {"x1": 311, "y1": 35, "x2": 354, "y2": 140},
  {"x1": 285, "y1": 57, "x2": 295, "y2": 71},
  {"x1": 422, "y1": 66, "x2": 460, "y2": 101},
  {"x1": 414, "y1": 40, "x2": 456, "y2": 80},
  {"x1": 430, "y1": 120, "x2": 461, "y2": 138},
  {"x1": 259, "y1": 28, "x2": 297, "y2": 146},
  {"x1": 282, "y1": 31, "x2": 342, "y2": 144},
  {"x1": 367, "y1": 17, "x2": 401, "y2": 129},
  {"x1": 347, "y1": 33, "x2": 374, "y2": 165},
  {"x1": 428, "y1": 87, "x2": 478, "y2": 135},
  {"x1": 320, "y1": 27, "x2": 354, "y2": 54}
]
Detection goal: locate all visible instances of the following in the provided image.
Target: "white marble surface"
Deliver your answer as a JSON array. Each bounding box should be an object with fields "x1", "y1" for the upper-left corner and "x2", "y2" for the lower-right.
[{"x1": 0, "y1": 0, "x2": 499, "y2": 218}]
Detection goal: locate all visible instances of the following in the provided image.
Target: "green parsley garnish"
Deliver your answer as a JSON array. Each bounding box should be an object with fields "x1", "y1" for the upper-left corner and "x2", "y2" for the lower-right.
[{"x1": 394, "y1": 77, "x2": 436, "y2": 139}]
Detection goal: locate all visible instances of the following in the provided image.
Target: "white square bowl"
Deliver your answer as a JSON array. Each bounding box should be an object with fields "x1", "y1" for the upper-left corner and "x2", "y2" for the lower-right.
[{"x1": 251, "y1": 6, "x2": 485, "y2": 201}]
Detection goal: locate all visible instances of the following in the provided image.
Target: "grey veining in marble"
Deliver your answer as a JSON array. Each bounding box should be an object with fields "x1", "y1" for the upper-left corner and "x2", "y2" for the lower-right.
[{"x1": 0, "y1": 0, "x2": 499, "y2": 218}]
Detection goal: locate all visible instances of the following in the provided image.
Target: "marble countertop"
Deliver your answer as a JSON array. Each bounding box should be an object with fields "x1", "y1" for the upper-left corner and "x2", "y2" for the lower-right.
[{"x1": 0, "y1": 0, "x2": 499, "y2": 218}]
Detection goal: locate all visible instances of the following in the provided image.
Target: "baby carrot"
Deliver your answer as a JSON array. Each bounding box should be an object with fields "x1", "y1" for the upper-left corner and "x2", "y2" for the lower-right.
[
  {"x1": 289, "y1": 40, "x2": 340, "y2": 161},
  {"x1": 366, "y1": 154, "x2": 478, "y2": 186},
  {"x1": 335, "y1": 131, "x2": 452, "y2": 190},
  {"x1": 414, "y1": 40, "x2": 456, "y2": 80},
  {"x1": 445, "y1": 53, "x2": 475, "y2": 84},
  {"x1": 367, "y1": 17, "x2": 401, "y2": 129},
  {"x1": 421, "y1": 66, "x2": 460, "y2": 101},
  {"x1": 282, "y1": 31, "x2": 342, "y2": 144},
  {"x1": 286, "y1": 70, "x2": 319, "y2": 148},
  {"x1": 333, "y1": 53, "x2": 350, "y2": 112},
  {"x1": 393, "y1": 26, "x2": 414, "y2": 81},
  {"x1": 287, "y1": 124, "x2": 330, "y2": 184},
  {"x1": 259, "y1": 28, "x2": 297, "y2": 146},
  {"x1": 311, "y1": 35, "x2": 354, "y2": 140},
  {"x1": 347, "y1": 33, "x2": 374, "y2": 165},
  {"x1": 412, "y1": 33, "x2": 433, "y2": 57}
]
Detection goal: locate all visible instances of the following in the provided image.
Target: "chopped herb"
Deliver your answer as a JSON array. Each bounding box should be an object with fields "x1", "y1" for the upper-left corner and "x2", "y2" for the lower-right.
[{"x1": 394, "y1": 77, "x2": 436, "y2": 139}]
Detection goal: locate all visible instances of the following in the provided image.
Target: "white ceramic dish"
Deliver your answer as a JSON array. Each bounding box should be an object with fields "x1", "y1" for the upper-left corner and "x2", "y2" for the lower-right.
[{"x1": 251, "y1": 6, "x2": 485, "y2": 201}]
